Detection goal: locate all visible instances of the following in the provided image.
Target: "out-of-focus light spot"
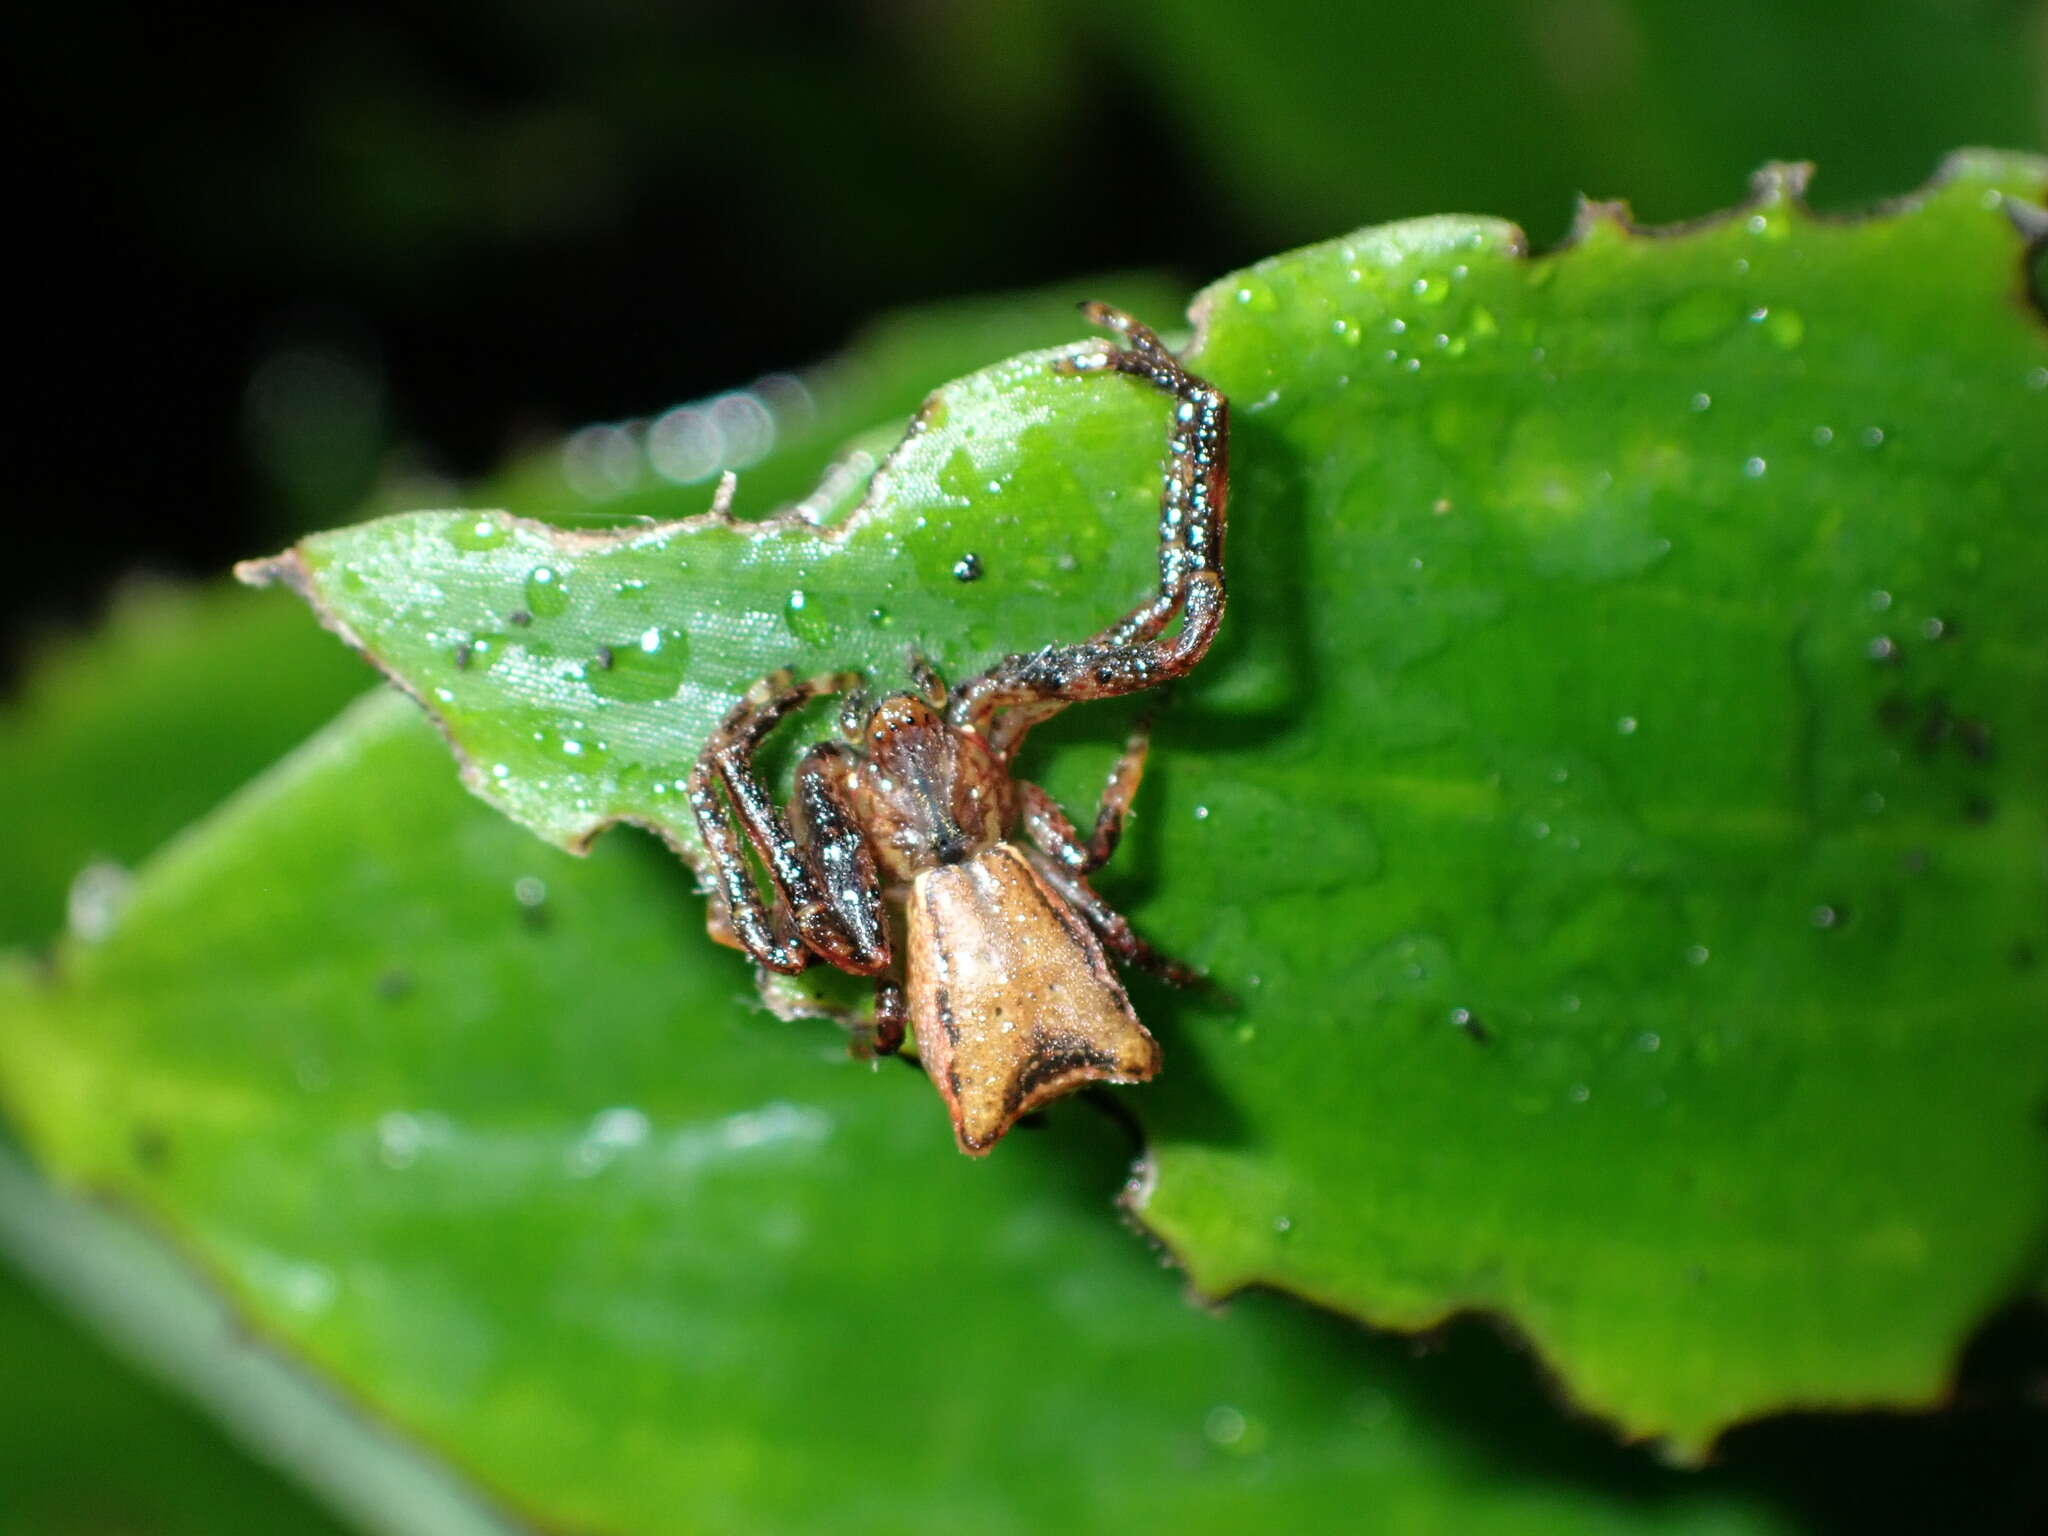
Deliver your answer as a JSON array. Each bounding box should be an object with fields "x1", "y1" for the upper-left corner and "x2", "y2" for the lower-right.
[
  {"x1": 710, "y1": 392, "x2": 775, "y2": 469},
  {"x1": 562, "y1": 424, "x2": 641, "y2": 498},
  {"x1": 648, "y1": 406, "x2": 720, "y2": 484}
]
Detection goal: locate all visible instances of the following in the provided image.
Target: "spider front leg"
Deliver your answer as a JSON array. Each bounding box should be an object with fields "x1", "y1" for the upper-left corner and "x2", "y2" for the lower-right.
[
  {"x1": 954, "y1": 303, "x2": 1228, "y2": 758},
  {"x1": 871, "y1": 977, "x2": 908, "y2": 1057},
  {"x1": 688, "y1": 669, "x2": 888, "y2": 975},
  {"x1": 1056, "y1": 302, "x2": 1219, "y2": 652}
]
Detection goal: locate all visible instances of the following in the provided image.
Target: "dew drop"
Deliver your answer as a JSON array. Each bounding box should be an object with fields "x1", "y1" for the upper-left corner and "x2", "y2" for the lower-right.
[
  {"x1": 1205, "y1": 1405, "x2": 1248, "y2": 1447},
  {"x1": 448, "y1": 514, "x2": 509, "y2": 551},
  {"x1": 1616, "y1": 715, "x2": 1638, "y2": 735},
  {"x1": 1685, "y1": 944, "x2": 1711, "y2": 966},
  {"x1": 952, "y1": 552, "x2": 983, "y2": 582},
  {"x1": 525, "y1": 566, "x2": 570, "y2": 618},
  {"x1": 784, "y1": 589, "x2": 829, "y2": 645},
  {"x1": 588, "y1": 625, "x2": 689, "y2": 702},
  {"x1": 1743, "y1": 456, "x2": 1767, "y2": 478}
]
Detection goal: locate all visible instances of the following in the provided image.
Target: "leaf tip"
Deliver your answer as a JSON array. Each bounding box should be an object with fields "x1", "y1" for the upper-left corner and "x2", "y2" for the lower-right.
[{"x1": 231, "y1": 550, "x2": 305, "y2": 593}]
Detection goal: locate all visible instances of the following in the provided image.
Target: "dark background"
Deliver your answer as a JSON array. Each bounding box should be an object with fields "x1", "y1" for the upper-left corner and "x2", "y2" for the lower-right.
[{"x1": 8, "y1": 0, "x2": 2044, "y2": 679}]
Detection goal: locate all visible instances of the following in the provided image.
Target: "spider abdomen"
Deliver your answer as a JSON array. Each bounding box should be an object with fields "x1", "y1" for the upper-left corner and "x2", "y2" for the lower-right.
[{"x1": 906, "y1": 842, "x2": 1161, "y2": 1155}]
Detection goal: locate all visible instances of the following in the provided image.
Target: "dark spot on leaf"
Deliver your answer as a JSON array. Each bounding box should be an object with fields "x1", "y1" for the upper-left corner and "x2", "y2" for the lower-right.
[
  {"x1": 131, "y1": 1125, "x2": 170, "y2": 1170},
  {"x1": 453, "y1": 642, "x2": 472, "y2": 670},
  {"x1": 1875, "y1": 692, "x2": 1914, "y2": 736},
  {"x1": 2012, "y1": 942, "x2": 2037, "y2": 971},
  {"x1": 376, "y1": 969, "x2": 413, "y2": 1001},
  {"x1": 1916, "y1": 693, "x2": 1956, "y2": 756},
  {"x1": 509, "y1": 609, "x2": 533, "y2": 627},
  {"x1": 1451, "y1": 1007, "x2": 1491, "y2": 1044},
  {"x1": 1958, "y1": 717, "x2": 1994, "y2": 762},
  {"x1": 595, "y1": 645, "x2": 615, "y2": 670},
  {"x1": 1963, "y1": 793, "x2": 1995, "y2": 824}
]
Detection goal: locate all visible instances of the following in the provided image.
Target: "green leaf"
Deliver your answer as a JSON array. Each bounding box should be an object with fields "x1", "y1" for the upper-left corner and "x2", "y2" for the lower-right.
[
  {"x1": 232, "y1": 152, "x2": 2048, "y2": 1449},
  {"x1": 0, "y1": 1264, "x2": 354, "y2": 1536},
  {"x1": 0, "y1": 580, "x2": 374, "y2": 949},
  {"x1": 0, "y1": 695, "x2": 1785, "y2": 1535},
  {"x1": 1131, "y1": 151, "x2": 2048, "y2": 1454}
]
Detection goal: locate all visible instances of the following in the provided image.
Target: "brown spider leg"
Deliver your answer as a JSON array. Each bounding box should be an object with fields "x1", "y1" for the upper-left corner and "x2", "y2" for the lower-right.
[
  {"x1": 690, "y1": 709, "x2": 804, "y2": 972},
  {"x1": 1021, "y1": 847, "x2": 1202, "y2": 989},
  {"x1": 788, "y1": 741, "x2": 890, "y2": 972},
  {"x1": 1019, "y1": 719, "x2": 1151, "y2": 874},
  {"x1": 836, "y1": 686, "x2": 872, "y2": 741},
  {"x1": 871, "y1": 977, "x2": 908, "y2": 1056},
  {"x1": 956, "y1": 303, "x2": 1227, "y2": 761},
  {"x1": 688, "y1": 668, "x2": 882, "y2": 974},
  {"x1": 1062, "y1": 301, "x2": 1209, "y2": 646},
  {"x1": 907, "y1": 649, "x2": 948, "y2": 707}
]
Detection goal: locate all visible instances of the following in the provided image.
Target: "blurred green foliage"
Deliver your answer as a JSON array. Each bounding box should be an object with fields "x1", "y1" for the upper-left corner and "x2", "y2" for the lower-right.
[
  {"x1": 0, "y1": 1264, "x2": 350, "y2": 1536},
  {"x1": 3, "y1": 0, "x2": 2046, "y2": 1531}
]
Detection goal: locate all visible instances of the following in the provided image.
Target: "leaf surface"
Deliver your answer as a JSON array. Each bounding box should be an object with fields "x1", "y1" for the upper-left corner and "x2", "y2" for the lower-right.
[
  {"x1": 122, "y1": 153, "x2": 2048, "y2": 1447},
  {"x1": 0, "y1": 581, "x2": 373, "y2": 948},
  {"x1": 0, "y1": 695, "x2": 1782, "y2": 1535}
]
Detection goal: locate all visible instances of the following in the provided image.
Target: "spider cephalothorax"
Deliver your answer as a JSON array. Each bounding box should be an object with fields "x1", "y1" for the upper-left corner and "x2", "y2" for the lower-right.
[{"x1": 688, "y1": 303, "x2": 1228, "y2": 1153}]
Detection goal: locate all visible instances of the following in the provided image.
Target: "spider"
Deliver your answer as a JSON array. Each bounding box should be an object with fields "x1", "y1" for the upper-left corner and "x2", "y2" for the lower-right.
[{"x1": 687, "y1": 303, "x2": 1228, "y2": 1154}]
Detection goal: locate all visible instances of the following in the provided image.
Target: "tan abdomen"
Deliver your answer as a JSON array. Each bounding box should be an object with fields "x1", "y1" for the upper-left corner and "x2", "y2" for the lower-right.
[{"x1": 907, "y1": 843, "x2": 1161, "y2": 1155}]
